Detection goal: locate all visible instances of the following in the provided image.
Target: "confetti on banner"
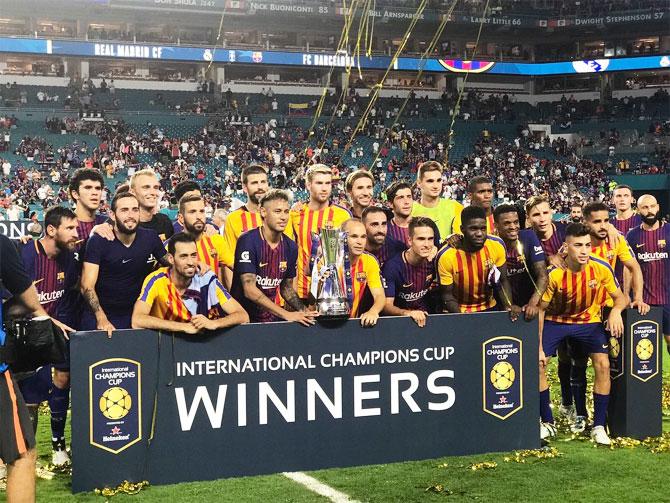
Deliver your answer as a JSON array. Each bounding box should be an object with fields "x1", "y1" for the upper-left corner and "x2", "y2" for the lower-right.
[
  {"x1": 94, "y1": 480, "x2": 149, "y2": 497},
  {"x1": 468, "y1": 461, "x2": 497, "y2": 471},
  {"x1": 503, "y1": 447, "x2": 561, "y2": 463}
]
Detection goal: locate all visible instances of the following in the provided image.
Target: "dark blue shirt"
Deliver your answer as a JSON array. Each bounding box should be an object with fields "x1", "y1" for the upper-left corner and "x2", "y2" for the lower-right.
[
  {"x1": 21, "y1": 240, "x2": 78, "y2": 325},
  {"x1": 231, "y1": 227, "x2": 297, "y2": 323},
  {"x1": 84, "y1": 227, "x2": 166, "y2": 315},
  {"x1": 505, "y1": 229, "x2": 546, "y2": 306},
  {"x1": 381, "y1": 251, "x2": 436, "y2": 312}
]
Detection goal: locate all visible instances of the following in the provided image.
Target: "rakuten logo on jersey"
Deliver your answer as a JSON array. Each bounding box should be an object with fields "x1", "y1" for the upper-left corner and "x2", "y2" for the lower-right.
[
  {"x1": 39, "y1": 289, "x2": 64, "y2": 304},
  {"x1": 399, "y1": 289, "x2": 428, "y2": 302},
  {"x1": 256, "y1": 276, "x2": 282, "y2": 289},
  {"x1": 637, "y1": 251, "x2": 669, "y2": 262}
]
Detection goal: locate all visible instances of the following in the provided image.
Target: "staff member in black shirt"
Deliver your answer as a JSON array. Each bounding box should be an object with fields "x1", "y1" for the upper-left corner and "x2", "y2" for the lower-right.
[{"x1": 0, "y1": 234, "x2": 72, "y2": 502}]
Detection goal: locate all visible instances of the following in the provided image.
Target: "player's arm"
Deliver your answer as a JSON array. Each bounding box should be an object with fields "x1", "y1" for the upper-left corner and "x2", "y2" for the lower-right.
[
  {"x1": 240, "y1": 273, "x2": 317, "y2": 326},
  {"x1": 383, "y1": 298, "x2": 428, "y2": 328},
  {"x1": 440, "y1": 283, "x2": 460, "y2": 313},
  {"x1": 497, "y1": 264, "x2": 522, "y2": 321},
  {"x1": 131, "y1": 299, "x2": 198, "y2": 334},
  {"x1": 80, "y1": 261, "x2": 114, "y2": 336},
  {"x1": 606, "y1": 287, "x2": 626, "y2": 338},
  {"x1": 191, "y1": 295, "x2": 249, "y2": 331},
  {"x1": 538, "y1": 300, "x2": 549, "y2": 368},
  {"x1": 525, "y1": 261, "x2": 548, "y2": 320},
  {"x1": 621, "y1": 257, "x2": 649, "y2": 315},
  {"x1": 360, "y1": 286, "x2": 385, "y2": 327}
]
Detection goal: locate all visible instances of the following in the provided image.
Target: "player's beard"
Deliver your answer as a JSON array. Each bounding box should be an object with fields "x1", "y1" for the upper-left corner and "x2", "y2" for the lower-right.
[
  {"x1": 55, "y1": 237, "x2": 77, "y2": 252},
  {"x1": 642, "y1": 212, "x2": 659, "y2": 226},
  {"x1": 250, "y1": 189, "x2": 266, "y2": 205},
  {"x1": 184, "y1": 220, "x2": 205, "y2": 237},
  {"x1": 116, "y1": 219, "x2": 137, "y2": 235}
]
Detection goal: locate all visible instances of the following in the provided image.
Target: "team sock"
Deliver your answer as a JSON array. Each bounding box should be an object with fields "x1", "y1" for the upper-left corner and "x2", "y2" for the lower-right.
[
  {"x1": 540, "y1": 389, "x2": 554, "y2": 424},
  {"x1": 593, "y1": 393, "x2": 609, "y2": 428},
  {"x1": 557, "y1": 361, "x2": 573, "y2": 407},
  {"x1": 49, "y1": 385, "x2": 69, "y2": 451},
  {"x1": 570, "y1": 364, "x2": 588, "y2": 418}
]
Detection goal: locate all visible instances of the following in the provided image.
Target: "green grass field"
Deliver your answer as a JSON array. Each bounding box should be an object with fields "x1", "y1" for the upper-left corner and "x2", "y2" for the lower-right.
[{"x1": 30, "y1": 351, "x2": 670, "y2": 502}]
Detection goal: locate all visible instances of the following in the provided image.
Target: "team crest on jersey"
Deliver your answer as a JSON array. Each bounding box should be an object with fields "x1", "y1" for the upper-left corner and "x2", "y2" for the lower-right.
[
  {"x1": 57, "y1": 271, "x2": 65, "y2": 282},
  {"x1": 209, "y1": 248, "x2": 217, "y2": 258},
  {"x1": 588, "y1": 279, "x2": 598, "y2": 289},
  {"x1": 484, "y1": 258, "x2": 494, "y2": 268},
  {"x1": 606, "y1": 250, "x2": 615, "y2": 260},
  {"x1": 356, "y1": 272, "x2": 367, "y2": 283},
  {"x1": 279, "y1": 261, "x2": 287, "y2": 272},
  {"x1": 658, "y1": 239, "x2": 666, "y2": 249},
  {"x1": 426, "y1": 274, "x2": 433, "y2": 283}
]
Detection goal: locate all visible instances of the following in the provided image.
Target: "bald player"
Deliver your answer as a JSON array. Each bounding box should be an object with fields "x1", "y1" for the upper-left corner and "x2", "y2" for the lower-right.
[{"x1": 626, "y1": 194, "x2": 670, "y2": 355}]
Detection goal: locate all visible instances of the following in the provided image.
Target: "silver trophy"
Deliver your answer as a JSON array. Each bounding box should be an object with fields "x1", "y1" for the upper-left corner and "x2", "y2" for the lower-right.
[{"x1": 310, "y1": 228, "x2": 350, "y2": 318}]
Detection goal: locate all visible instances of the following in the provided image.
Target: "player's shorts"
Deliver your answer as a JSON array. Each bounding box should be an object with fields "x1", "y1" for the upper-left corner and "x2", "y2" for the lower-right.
[
  {"x1": 0, "y1": 370, "x2": 36, "y2": 464},
  {"x1": 18, "y1": 365, "x2": 53, "y2": 405},
  {"x1": 53, "y1": 339, "x2": 70, "y2": 372},
  {"x1": 542, "y1": 321, "x2": 608, "y2": 357}
]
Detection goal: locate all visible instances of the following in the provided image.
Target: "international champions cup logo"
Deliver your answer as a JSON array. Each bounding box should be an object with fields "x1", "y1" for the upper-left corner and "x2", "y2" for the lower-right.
[
  {"x1": 482, "y1": 337, "x2": 522, "y2": 420},
  {"x1": 89, "y1": 358, "x2": 142, "y2": 454},
  {"x1": 609, "y1": 335, "x2": 623, "y2": 379},
  {"x1": 630, "y1": 320, "x2": 659, "y2": 382}
]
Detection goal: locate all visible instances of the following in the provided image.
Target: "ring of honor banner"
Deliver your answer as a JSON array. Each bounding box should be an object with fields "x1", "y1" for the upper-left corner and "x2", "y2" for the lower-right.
[
  {"x1": 608, "y1": 308, "x2": 663, "y2": 439},
  {"x1": 70, "y1": 312, "x2": 538, "y2": 493}
]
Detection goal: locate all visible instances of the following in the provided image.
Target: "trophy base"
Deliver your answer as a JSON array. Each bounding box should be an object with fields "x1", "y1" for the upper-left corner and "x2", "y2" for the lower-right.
[{"x1": 316, "y1": 298, "x2": 350, "y2": 319}]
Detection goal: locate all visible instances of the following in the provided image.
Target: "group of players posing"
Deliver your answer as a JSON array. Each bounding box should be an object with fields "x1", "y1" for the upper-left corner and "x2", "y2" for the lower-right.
[{"x1": 12, "y1": 159, "x2": 670, "y2": 470}]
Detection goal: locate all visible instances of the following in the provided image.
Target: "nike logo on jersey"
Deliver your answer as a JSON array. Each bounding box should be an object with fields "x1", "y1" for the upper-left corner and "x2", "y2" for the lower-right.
[
  {"x1": 636, "y1": 244, "x2": 645, "y2": 248},
  {"x1": 402, "y1": 283, "x2": 413, "y2": 288},
  {"x1": 122, "y1": 258, "x2": 132, "y2": 264},
  {"x1": 259, "y1": 262, "x2": 268, "y2": 267},
  {"x1": 602, "y1": 344, "x2": 609, "y2": 349}
]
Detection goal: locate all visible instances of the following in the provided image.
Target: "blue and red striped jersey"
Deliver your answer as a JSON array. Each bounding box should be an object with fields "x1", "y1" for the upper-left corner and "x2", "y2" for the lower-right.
[
  {"x1": 231, "y1": 227, "x2": 298, "y2": 323},
  {"x1": 626, "y1": 223, "x2": 670, "y2": 306},
  {"x1": 537, "y1": 222, "x2": 566, "y2": 258},
  {"x1": 386, "y1": 219, "x2": 409, "y2": 247},
  {"x1": 381, "y1": 251, "x2": 436, "y2": 312},
  {"x1": 21, "y1": 239, "x2": 78, "y2": 322},
  {"x1": 612, "y1": 213, "x2": 642, "y2": 236},
  {"x1": 505, "y1": 229, "x2": 546, "y2": 306}
]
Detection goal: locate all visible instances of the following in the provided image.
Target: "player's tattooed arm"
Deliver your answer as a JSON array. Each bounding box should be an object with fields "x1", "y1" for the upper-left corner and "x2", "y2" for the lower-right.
[
  {"x1": 440, "y1": 284, "x2": 460, "y2": 313},
  {"x1": 83, "y1": 287, "x2": 102, "y2": 313},
  {"x1": 280, "y1": 278, "x2": 306, "y2": 311}
]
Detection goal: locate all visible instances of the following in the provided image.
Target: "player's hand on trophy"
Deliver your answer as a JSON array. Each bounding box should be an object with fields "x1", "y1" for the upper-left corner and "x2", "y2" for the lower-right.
[
  {"x1": 285, "y1": 310, "x2": 318, "y2": 327},
  {"x1": 407, "y1": 310, "x2": 428, "y2": 328},
  {"x1": 630, "y1": 297, "x2": 650, "y2": 315},
  {"x1": 605, "y1": 311, "x2": 624, "y2": 338},
  {"x1": 507, "y1": 304, "x2": 523, "y2": 322},
  {"x1": 360, "y1": 310, "x2": 379, "y2": 327}
]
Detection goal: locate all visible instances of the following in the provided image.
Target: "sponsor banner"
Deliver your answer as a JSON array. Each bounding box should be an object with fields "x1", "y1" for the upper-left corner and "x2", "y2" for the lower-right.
[
  {"x1": 0, "y1": 220, "x2": 38, "y2": 240},
  {"x1": 71, "y1": 313, "x2": 539, "y2": 492},
  {"x1": 482, "y1": 337, "x2": 522, "y2": 420},
  {"x1": 630, "y1": 320, "x2": 659, "y2": 382},
  {"x1": 89, "y1": 358, "x2": 142, "y2": 454},
  {"x1": 3, "y1": 36, "x2": 669, "y2": 76}
]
